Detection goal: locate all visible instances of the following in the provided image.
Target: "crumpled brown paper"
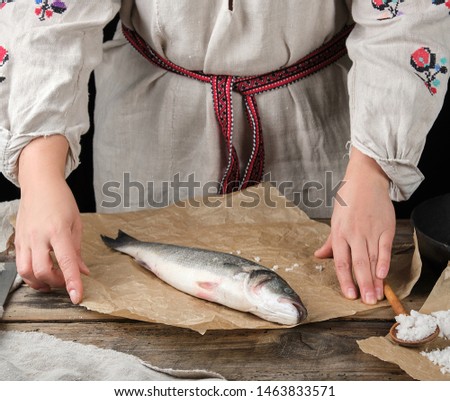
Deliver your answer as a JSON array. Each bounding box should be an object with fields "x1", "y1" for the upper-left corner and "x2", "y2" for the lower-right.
[
  {"x1": 80, "y1": 183, "x2": 421, "y2": 333},
  {"x1": 358, "y1": 263, "x2": 450, "y2": 381}
]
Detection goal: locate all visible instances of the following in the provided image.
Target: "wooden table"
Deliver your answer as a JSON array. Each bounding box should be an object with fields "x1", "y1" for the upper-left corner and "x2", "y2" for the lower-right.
[{"x1": 0, "y1": 220, "x2": 441, "y2": 381}]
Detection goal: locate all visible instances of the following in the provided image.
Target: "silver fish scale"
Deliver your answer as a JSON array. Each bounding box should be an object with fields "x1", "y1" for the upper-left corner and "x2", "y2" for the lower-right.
[{"x1": 137, "y1": 242, "x2": 265, "y2": 274}]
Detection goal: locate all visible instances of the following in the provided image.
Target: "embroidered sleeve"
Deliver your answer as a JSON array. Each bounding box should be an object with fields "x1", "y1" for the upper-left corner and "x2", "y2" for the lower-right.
[
  {"x1": 0, "y1": 0, "x2": 120, "y2": 185},
  {"x1": 347, "y1": 0, "x2": 450, "y2": 201}
]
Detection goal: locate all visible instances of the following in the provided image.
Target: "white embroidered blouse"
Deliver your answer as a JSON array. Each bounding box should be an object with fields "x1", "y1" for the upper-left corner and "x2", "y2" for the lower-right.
[{"x1": 0, "y1": 0, "x2": 448, "y2": 217}]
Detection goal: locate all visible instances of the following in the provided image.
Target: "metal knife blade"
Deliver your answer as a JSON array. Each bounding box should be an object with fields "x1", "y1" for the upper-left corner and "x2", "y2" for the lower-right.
[{"x1": 0, "y1": 261, "x2": 17, "y2": 318}]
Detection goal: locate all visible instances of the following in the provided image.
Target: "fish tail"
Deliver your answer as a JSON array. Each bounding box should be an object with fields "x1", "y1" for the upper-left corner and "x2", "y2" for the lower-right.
[{"x1": 101, "y1": 230, "x2": 139, "y2": 250}]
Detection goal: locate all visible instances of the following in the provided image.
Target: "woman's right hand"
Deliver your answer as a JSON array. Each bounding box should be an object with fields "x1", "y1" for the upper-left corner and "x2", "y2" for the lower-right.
[{"x1": 15, "y1": 135, "x2": 89, "y2": 304}]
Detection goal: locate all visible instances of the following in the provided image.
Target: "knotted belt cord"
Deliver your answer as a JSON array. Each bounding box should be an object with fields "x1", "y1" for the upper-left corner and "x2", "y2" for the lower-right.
[{"x1": 122, "y1": 23, "x2": 354, "y2": 194}]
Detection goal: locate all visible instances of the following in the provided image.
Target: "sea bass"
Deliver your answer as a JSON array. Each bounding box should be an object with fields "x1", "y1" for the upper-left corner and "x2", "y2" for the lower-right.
[{"x1": 101, "y1": 230, "x2": 307, "y2": 325}]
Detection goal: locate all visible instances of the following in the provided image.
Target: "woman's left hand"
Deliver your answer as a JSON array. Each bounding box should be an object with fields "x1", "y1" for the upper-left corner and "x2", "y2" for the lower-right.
[{"x1": 315, "y1": 147, "x2": 395, "y2": 304}]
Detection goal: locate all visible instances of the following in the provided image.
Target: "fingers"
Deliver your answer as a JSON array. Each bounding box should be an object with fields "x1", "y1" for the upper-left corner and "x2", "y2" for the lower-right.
[
  {"x1": 350, "y1": 239, "x2": 376, "y2": 305},
  {"x1": 314, "y1": 235, "x2": 333, "y2": 259},
  {"x1": 15, "y1": 226, "x2": 87, "y2": 305},
  {"x1": 316, "y1": 232, "x2": 382, "y2": 304},
  {"x1": 32, "y1": 245, "x2": 65, "y2": 289},
  {"x1": 322, "y1": 230, "x2": 393, "y2": 305},
  {"x1": 330, "y1": 233, "x2": 393, "y2": 305},
  {"x1": 374, "y1": 230, "x2": 394, "y2": 302},
  {"x1": 369, "y1": 253, "x2": 385, "y2": 302},
  {"x1": 51, "y1": 232, "x2": 84, "y2": 304},
  {"x1": 332, "y1": 237, "x2": 357, "y2": 300},
  {"x1": 73, "y1": 220, "x2": 90, "y2": 277},
  {"x1": 16, "y1": 244, "x2": 51, "y2": 292},
  {"x1": 376, "y1": 230, "x2": 394, "y2": 280}
]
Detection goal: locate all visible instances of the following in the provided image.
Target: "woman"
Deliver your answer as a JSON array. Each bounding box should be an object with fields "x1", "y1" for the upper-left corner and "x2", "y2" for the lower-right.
[{"x1": 0, "y1": 0, "x2": 448, "y2": 306}]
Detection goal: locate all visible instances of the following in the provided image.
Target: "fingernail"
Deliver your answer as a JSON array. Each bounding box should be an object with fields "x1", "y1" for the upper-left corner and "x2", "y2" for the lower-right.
[
  {"x1": 346, "y1": 288, "x2": 357, "y2": 299},
  {"x1": 376, "y1": 287, "x2": 384, "y2": 301},
  {"x1": 69, "y1": 289, "x2": 79, "y2": 304},
  {"x1": 377, "y1": 267, "x2": 388, "y2": 279},
  {"x1": 365, "y1": 292, "x2": 377, "y2": 305}
]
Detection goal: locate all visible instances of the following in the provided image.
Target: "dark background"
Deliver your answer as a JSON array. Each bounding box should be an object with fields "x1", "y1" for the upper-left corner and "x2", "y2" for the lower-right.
[{"x1": 1, "y1": 18, "x2": 449, "y2": 217}]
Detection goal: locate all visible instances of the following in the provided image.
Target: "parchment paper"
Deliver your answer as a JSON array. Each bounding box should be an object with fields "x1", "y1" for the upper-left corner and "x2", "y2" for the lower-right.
[
  {"x1": 79, "y1": 183, "x2": 422, "y2": 333},
  {"x1": 358, "y1": 263, "x2": 450, "y2": 381}
]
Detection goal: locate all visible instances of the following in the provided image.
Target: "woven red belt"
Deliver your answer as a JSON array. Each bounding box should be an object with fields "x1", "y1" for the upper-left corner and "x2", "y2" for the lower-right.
[{"x1": 122, "y1": 24, "x2": 354, "y2": 194}]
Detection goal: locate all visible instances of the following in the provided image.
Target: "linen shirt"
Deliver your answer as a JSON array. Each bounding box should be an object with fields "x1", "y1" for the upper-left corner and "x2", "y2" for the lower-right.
[{"x1": 0, "y1": 1, "x2": 449, "y2": 217}]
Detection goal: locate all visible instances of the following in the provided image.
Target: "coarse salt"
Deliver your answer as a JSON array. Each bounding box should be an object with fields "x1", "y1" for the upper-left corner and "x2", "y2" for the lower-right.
[
  {"x1": 416, "y1": 310, "x2": 450, "y2": 374},
  {"x1": 272, "y1": 265, "x2": 279, "y2": 271},
  {"x1": 285, "y1": 263, "x2": 299, "y2": 272},
  {"x1": 315, "y1": 264, "x2": 324, "y2": 272},
  {"x1": 395, "y1": 310, "x2": 437, "y2": 342},
  {"x1": 235, "y1": 250, "x2": 241, "y2": 255},
  {"x1": 431, "y1": 310, "x2": 450, "y2": 339},
  {"x1": 421, "y1": 346, "x2": 450, "y2": 375},
  {"x1": 254, "y1": 256, "x2": 261, "y2": 262}
]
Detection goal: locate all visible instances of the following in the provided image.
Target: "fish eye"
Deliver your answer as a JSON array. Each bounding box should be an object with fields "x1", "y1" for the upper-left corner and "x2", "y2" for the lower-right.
[{"x1": 284, "y1": 287, "x2": 293, "y2": 294}]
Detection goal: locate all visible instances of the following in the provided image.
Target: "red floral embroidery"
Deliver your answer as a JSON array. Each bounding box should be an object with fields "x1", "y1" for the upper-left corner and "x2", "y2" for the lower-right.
[
  {"x1": 411, "y1": 47, "x2": 448, "y2": 95},
  {"x1": 372, "y1": 0, "x2": 405, "y2": 20},
  {"x1": 0, "y1": 45, "x2": 9, "y2": 83},
  {"x1": 0, "y1": 0, "x2": 14, "y2": 10},
  {"x1": 35, "y1": 0, "x2": 67, "y2": 21},
  {"x1": 432, "y1": 0, "x2": 450, "y2": 14}
]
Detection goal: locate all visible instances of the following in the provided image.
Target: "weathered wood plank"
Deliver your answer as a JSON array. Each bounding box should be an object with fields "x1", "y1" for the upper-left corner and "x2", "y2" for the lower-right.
[
  {"x1": 0, "y1": 321, "x2": 412, "y2": 381},
  {"x1": 2, "y1": 287, "x2": 118, "y2": 322}
]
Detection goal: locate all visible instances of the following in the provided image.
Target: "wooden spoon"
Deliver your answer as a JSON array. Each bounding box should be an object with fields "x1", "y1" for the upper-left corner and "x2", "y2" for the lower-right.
[{"x1": 383, "y1": 283, "x2": 440, "y2": 347}]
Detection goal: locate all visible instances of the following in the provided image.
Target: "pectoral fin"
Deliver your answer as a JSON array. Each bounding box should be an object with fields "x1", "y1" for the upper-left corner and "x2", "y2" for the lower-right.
[{"x1": 197, "y1": 281, "x2": 219, "y2": 290}]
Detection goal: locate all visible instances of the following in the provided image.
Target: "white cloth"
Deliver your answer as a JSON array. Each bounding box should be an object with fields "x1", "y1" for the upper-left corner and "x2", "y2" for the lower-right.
[
  {"x1": 0, "y1": 199, "x2": 18, "y2": 250},
  {"x1": 0, "y1": 1, "x2": 449, "y2": 217},
  {"x1": 0, "y1": 199, "x2": 21, "y2": 293},
  {"x1": 0, "y1": 330, "x2": 224, "y2": 380}
]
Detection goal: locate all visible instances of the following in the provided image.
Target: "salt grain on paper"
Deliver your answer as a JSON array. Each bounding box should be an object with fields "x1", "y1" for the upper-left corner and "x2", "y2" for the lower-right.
[
  {"x1": 272, "y1": 265, "x2": 279, "y2": 271},
  {"x1": 284, "y1": 263, "x2": 299, "y2": 272},
  {"x1": 254, "y1": 256, "x2": 261, "y2": 263},
  {"x1": 315, "y1": 264, "x2": 324, "y2": 272},
  {"x1": 395, "y1": 310, "x2": 437, "y2": 342},
  {"x1": 421, "y1": 346, "x2": 450, "y2": 375}
]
